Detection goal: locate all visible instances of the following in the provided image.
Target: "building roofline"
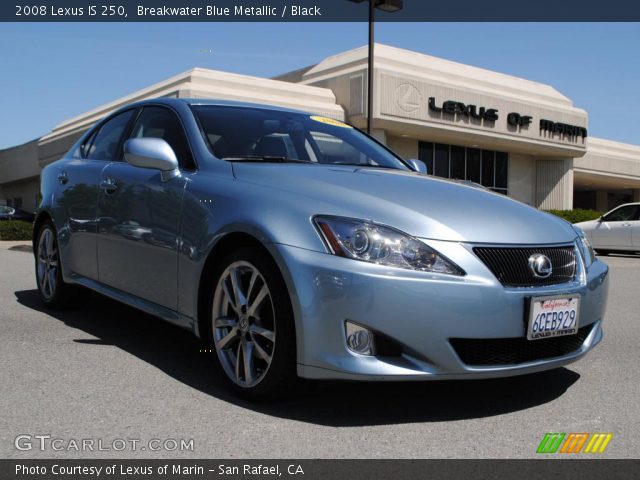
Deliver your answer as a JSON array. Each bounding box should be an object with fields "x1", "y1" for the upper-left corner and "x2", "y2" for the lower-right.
[
  {"x1": 40, "y1": 67, "x2": 344, "y2": 144},
  {"x1": 0, "y1": 137, "x2": 40, "y2": 154},
  {"x1": 301, "y1": 44, "x2": 582, "y2": 112},
  {"x1": 587, "y1": 137, "x2": 640, "y2": 158}
]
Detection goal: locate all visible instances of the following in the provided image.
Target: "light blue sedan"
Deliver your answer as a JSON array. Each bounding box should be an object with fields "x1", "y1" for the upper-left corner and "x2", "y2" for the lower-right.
[{"x1": 34, "y1": 99, "x2": 609, "y2": 398}]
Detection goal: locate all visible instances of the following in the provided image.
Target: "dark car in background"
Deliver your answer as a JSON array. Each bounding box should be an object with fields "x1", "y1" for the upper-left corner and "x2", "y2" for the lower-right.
[{"x1": 0, "y1": 205, "x2": 35, "y2": 223}]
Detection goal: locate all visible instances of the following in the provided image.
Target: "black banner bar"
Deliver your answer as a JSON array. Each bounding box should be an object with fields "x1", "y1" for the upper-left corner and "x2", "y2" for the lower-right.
[
  {"x1": 2, "y1": 459, "x2": 639, "y2": 480},
  {"x1": 2, "y1": 0, "x2": 640, "y2": 22}
]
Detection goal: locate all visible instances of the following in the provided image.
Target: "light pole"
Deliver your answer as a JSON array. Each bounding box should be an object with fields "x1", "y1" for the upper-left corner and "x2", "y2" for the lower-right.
[{"x1": 349, "y1": 0, "x2": 404, "y2": 134}]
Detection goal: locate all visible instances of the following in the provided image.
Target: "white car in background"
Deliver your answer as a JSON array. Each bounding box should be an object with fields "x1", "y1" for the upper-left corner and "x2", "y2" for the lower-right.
[{"x1": 575, "y1": 203, "x2": 640, "y2": 255}]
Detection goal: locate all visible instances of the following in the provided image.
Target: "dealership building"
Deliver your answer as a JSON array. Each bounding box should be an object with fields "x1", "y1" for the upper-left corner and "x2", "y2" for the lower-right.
[{"x1": 2, "y1": 43, "x2": 640, "y2": 213}]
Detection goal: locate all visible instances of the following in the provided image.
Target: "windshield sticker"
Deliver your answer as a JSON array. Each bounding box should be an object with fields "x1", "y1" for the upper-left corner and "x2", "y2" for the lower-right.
[{"x1": 310, "y1": 116, "x2": 352, "y2": 128}]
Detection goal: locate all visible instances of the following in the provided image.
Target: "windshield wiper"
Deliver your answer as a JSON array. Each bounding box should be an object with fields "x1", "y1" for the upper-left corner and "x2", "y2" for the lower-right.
[
  {"x1": 222, "y1": 156, "x2": 313, "y2": 164},
  {"x1": 328, "y1": 164, "x2": 404, "y2": 172}
]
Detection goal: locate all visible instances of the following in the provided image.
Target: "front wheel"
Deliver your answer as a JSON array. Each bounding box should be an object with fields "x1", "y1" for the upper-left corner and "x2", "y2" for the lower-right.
[{"x1": 205, "y1": 248, "x2": 297, "y2": 399}]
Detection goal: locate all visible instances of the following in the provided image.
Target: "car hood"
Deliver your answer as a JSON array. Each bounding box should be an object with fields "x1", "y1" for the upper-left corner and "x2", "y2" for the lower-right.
[{"x1": 232, "y1": 163, "x2": 577, "y2": 244}]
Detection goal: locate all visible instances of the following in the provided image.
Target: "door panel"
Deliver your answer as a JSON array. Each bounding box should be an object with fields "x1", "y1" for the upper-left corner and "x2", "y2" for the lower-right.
[
  {"x1": 631, "y1": 206, "x2": 640, "y2": 249},
  {"x1": 57, "y1": 109, "x2": 136, "y2": 280},
  {"x1": 592, "y1": 222, "x2": 632, "y2": 248},
  {"x1": 632, "y1": 221, "x2": 640, "y2": 250},
  {"x1": 57, "y1": 159, "x2": 108, "y2": 280},
  {"x1": 97, "y1": 163, "x2": 186, "y2": 309}
]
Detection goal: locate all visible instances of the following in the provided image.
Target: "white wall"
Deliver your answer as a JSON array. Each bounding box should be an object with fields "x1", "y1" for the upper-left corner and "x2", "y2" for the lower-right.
[
  {"x1": 508, "y1": 154, "x2": 536, "y2": 206},
  {"x1": 535, "y1": 158, "x2": 574, "y2": 210},
  {"x1": 386, "y1": 135, "x2": 418, "y2": 160}
]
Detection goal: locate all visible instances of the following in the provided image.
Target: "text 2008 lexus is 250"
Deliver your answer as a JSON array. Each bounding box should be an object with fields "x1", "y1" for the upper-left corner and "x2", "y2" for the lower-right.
[{"x1": 34, "y1": 98, "x2": 609, "y2": 398}]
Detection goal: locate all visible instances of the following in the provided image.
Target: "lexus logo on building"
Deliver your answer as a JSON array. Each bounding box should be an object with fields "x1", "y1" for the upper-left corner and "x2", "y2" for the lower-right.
[
  {"x1": 528, "y1": 254, "x2": 553, "y2": 278},
  {"x1": 394, "y1": 83, "x2": 422, "y2": 113}
]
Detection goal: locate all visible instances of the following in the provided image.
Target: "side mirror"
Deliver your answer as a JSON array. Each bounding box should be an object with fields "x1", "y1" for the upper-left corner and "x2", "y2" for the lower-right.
[
  {"x1": 124, "y1": 138, "x2": 180, "y2": 181},
  {"x1": 406, "y1": 158, "x2": 428, "y2": 175}
]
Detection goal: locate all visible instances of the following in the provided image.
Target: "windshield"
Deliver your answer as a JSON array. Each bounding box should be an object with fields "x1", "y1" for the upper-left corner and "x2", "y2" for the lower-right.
[{"x1": 193, "y1": 105, "x2": 409, "y2": 170}]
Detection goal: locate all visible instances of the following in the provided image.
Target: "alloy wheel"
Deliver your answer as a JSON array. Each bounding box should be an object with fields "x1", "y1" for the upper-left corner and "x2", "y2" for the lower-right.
[
  {"x1": 212, "y1": 261, "x2": 276, "y2": 388},
  {"x1": 37, "y1": 227, "x2": 59, "y2": 300}
]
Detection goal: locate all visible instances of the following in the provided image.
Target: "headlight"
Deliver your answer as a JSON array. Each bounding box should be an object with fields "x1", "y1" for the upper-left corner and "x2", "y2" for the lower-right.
[
  {"x1": 573, "y1": 226, "x2": 595, "y2": 267},
  {"x1": 313, "y1": 216, "x2": 464, "y2": 275}
]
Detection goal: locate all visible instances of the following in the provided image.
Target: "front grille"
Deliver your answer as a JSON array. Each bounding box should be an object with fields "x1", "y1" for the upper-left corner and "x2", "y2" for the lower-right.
[
  {"x1": 474, "y1": 245, "x2": 576, "y2": 287},
  {"x1": 450, "y1": 324, "x2": 593, "y2": 366}
]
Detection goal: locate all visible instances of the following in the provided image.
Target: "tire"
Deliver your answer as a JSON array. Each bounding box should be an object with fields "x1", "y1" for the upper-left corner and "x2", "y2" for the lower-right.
[
  {"x1": 34, "y1": 220, "x2": 82, "y2": 308},
  {"x1": 203, "y1": 247, "x2": 297, "y2": 399}
]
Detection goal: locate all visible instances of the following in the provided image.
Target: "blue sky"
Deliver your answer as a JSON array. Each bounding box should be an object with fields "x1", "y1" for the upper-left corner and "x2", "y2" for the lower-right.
[{"x1": 0, "y1": 22, "x2": 639, "y2": 148}]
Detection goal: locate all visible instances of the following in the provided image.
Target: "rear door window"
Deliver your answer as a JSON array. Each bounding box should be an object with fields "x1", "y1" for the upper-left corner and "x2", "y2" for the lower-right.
[{"x1": 86, "y1": 110, "x2": 135, "y2": 161}]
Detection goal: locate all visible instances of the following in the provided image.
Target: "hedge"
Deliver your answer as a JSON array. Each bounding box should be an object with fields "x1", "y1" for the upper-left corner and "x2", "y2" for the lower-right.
[
  {"x1": 0, "y1": 220, "x2": 33, "y2": 241},
  {"x1": 545, "y1": 209, "x2": 603, "y2": 224}
]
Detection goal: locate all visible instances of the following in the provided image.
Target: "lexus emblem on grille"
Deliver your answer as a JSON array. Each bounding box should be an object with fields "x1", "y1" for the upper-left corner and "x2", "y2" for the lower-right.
[{"x1": 528, "y1": 254, "x2": 553, "y2": 279}]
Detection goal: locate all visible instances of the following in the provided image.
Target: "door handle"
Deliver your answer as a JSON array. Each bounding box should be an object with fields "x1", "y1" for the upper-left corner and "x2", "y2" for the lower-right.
[
  {"x1": 100, "y1": 177, "x2": 118, "y2": 194},
  {"x1": 622, "y1": 223, "x2": 632, "y2": 227},
  {"x1": 57, "y1": 171, "x2": 68, "y2": 185}
]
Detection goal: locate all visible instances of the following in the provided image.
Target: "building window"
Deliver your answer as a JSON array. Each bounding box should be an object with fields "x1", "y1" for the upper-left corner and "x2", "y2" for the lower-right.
[
  {"x1": 418, "y1": 141, "x2": 508, "y2": 195},
  {"x1": 467, "y1": 148, "x2": 481, "y2": 184},
  {"x1": 450, "y1": 146, "x2": 465, "y2": 180}
]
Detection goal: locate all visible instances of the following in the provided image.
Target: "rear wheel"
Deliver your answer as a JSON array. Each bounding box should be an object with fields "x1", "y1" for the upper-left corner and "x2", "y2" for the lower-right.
[
  {"x1": 205, "y1": 248, "x2": 297, "y2": 399},
  {"x1": 35, "y1": 220, "x2": 81, "y2": 308}
]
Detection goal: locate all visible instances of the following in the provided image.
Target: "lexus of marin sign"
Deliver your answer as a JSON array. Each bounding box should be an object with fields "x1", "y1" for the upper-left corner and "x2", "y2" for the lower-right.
[
  {"x1": 539, "y1": 119, "x2": 588, "y2": 139},
  {"x1": 383, "y1": 76, "x2": 588, "y2": 145},
  {"x1": 427, "y1": 97, "x2": 587, "y2": 139},
  {"x1": 427, "y1": 97, "x2": 499, "y2": 122}
]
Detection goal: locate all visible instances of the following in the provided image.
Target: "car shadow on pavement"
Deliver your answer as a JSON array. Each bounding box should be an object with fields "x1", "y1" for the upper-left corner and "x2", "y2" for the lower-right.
[
  {"x1": 15, "y1": 288, "x2": 580, "y2": 427},
  {"x1": 599, "y1": 253, "x2": 640, "y2": 259}
]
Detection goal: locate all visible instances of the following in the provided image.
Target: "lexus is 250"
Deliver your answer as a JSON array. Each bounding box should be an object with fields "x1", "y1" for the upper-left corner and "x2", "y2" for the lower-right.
[{"x1": 34, "y1": 99, "x2": 609, "y2": 397}]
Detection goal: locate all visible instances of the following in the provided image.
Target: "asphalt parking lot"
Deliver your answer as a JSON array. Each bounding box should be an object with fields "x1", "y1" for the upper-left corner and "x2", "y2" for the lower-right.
[{"x1": 1, "y1": 247, "x2": 638, "y2": 459}]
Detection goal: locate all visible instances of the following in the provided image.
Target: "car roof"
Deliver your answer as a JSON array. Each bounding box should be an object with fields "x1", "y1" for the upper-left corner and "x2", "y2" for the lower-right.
[
  {"x1": 126, "y1": 97, "x2": 313, "y2": 116},
  {"x1": 609, "y1": 202, "x2": 640, "y2": 209}
]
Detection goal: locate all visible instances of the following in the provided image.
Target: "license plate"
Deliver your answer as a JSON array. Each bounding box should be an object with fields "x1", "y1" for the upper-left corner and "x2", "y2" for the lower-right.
[{"x1": 527, "y1": 295, "x2": 580, "y2": 340}]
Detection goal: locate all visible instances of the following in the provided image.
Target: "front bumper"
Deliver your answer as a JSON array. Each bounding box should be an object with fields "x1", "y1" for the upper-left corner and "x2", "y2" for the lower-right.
[{"x1": 272, "y1": 239, "x2": 609, "y2": 381}]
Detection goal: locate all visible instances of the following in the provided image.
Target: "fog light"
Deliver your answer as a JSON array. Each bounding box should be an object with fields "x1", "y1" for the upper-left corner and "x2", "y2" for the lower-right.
[{"x1": 345, "y1": 321, "x2": 375, "y2": 356}]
